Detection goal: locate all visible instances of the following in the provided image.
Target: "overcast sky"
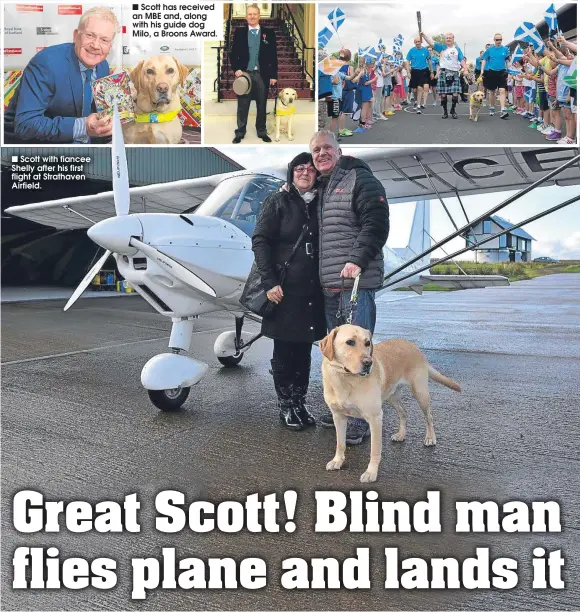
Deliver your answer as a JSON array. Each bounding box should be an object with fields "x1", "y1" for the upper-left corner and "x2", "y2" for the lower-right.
[
  {"x1": 219, "y1": 146, "x2": 580, "y2": 260},
  {"x1": 317, "y1": 1, "x2": 567, "y2": 62}
]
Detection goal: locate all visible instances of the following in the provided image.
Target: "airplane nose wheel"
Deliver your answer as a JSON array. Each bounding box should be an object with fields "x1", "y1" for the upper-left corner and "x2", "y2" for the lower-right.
[
  {"x1": 217, "y1": 354, "x2": 244, "y2": 367},
  {"x1": 147, "y1": 386, "x2": 191, "y2": 411}
]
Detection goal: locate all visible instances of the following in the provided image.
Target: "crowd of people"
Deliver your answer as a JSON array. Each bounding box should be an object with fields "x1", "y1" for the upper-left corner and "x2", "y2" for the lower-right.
[{"x1": 323, "y1": 31, "x2": 577, "y2": 144}]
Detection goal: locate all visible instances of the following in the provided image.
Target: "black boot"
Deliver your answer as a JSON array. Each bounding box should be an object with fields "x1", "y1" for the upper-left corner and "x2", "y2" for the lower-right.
[
  {"x1": 441, "y1": 98, "x2": 448, "y2": 119},
  {"x1": 450, "y1": 99, "x2": 458, "y2": 119},
  {"x1": 271, "y1": 360, "x2": 304, "y2": 430},
  {"x1": 293, "y1": 357, "x2": 316, "y2": 427}
]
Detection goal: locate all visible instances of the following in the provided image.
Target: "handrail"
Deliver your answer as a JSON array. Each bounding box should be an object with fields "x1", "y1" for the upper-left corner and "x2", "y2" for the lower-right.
[
  {"x1": 275, "y1": 3, "x2": 315, "y2": 99},
  {"x1": 215, "y1": 4, "x2": 234, "y2": 102}
]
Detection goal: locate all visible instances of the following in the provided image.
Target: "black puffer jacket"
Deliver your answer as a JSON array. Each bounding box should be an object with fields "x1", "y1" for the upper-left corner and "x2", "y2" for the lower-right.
[
  {"x1": 251, "y1": 161, "x2": 326, "y2": 343},
  {"x1": 317, "y1": 156, "x2": 389, "y2": 289}
]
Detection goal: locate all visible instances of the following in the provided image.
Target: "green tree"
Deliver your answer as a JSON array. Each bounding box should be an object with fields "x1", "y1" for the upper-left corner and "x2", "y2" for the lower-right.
[{"x1": 433, "y1": 33, "x2": 446, "y2": 45}]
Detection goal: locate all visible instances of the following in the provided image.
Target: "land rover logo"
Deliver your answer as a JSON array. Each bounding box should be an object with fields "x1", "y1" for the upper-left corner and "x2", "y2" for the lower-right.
[{"x1": 160, "y1": 46, "x2": 169, "y2": 51}]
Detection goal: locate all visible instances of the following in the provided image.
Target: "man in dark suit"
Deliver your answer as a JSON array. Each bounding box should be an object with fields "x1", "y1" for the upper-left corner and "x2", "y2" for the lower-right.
[
  {"x1": 4, "y1": 6, "x2": 117, "y2": 144},
  {"x1": 229, "y1": 3, "x2": 278, "y2": 143}
]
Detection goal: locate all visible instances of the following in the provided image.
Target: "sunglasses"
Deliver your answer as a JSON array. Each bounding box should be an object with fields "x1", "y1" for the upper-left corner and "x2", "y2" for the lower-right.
[{"x1": 494, "y1": 38, "x2": 503, "y2": 42}]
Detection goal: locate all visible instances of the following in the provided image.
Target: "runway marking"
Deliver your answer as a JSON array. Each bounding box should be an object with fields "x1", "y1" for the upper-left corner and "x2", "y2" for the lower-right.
[{"x1": 2, "y1": 326, "x2": 234, "y2": 366}]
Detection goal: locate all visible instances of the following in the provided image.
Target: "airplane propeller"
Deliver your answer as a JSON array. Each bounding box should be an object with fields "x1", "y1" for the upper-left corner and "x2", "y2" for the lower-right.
[
  {"x1": 64, "y1": 106, "x2": 216, "y2": 311},
  {"x1": 64, "y1": 106, "x2": 129, "y2": 311}
]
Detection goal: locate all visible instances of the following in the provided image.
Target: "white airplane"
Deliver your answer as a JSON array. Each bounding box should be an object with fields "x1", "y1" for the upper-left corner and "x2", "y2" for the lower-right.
[{"x1": 6, "y1": 111, "x2": 580, "y2": 411}]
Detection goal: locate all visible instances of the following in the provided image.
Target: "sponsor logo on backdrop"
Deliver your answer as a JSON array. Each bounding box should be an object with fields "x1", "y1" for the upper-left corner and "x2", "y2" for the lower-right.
[
  {"x1": 4, "y1": 48, "x2": 23, "y2": 55},
  {"x1": 36, "y1": 26, "x2": 58, "y2": 35},
  {"x1": 57, "y1": 5, "x2": 83, "y2": 15},
  {"x1": 4, "y1": 27, "x2": 23, "y2": 35},
  {"x1": 16, "y1": 4, "x2": 43, "y2": 12},
  {"x1": 123, "y1": 45, "x2": 130, "y2": 54},
  {"x1": 160, "y1": 46, "x2": 169, "y2": 51}
]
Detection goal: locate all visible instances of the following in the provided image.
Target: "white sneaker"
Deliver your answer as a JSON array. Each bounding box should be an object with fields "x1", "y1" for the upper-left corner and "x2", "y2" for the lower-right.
[
  {"x1": 432, "y1": 101, "x2": 437, "y2": 106},
  {"x1": 536, "y1": 123, "x2": 545, "y2": 131},
  {"x1": 557, "y1": 136, "x2": 575, "y2": 144},
  {"x1": 541, "y1": 125, "x2": 554, "y2": 135}
]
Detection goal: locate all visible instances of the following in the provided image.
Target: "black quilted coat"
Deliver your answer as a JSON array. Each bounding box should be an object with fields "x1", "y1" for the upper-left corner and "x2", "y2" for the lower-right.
[{"x1": 252, "y1": 185, "x2": 327, "y2": 344}]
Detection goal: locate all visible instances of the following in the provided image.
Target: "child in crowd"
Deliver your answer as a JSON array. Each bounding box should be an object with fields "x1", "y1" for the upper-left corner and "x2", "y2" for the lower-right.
[
  {"x1": 382, "y1": 60, "x2": 395, "y2": 116},
  {"x1": 338, "y1": 47, "x2": 356, "y2": 138}
]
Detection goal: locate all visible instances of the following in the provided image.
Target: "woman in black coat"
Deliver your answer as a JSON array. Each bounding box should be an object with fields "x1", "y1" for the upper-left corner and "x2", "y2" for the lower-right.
[{"x1": 252, "y1": 153, "x2": 327, "y2": 430}]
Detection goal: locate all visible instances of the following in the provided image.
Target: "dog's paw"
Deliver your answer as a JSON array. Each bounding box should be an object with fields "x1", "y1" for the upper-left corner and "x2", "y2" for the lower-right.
[
  {"x1": 275, "y1": 136, "x2": 281, "y2": 142},
  {"x1": 360, "y1": 470, "x2": 377, "y2": 483},
  {"x1": 391, "y1": 431, "x2": 406, "y2": 442},
  {"x1": 288, "y1": 135, "x2": 294, "y2": 141},
  {"x1": 326, "y1": 458, "x2": 344, "y2": 471},
  {"x1": 424, "y1": 435, "x2": 437, "y2": 446}
]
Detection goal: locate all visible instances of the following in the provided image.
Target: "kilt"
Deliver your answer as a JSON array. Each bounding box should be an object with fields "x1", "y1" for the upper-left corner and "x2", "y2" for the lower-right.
[{"x1": 437, "y1": 69, "x2": 462, "y2": 94}]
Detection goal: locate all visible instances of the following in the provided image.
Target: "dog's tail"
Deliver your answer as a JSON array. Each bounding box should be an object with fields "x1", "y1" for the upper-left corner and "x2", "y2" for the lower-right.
[{"x1": 428, "y1": 366, "x2": 461, "y2": 392}]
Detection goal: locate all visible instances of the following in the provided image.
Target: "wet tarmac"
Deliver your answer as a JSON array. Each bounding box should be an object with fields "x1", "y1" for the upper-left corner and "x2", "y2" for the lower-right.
[{"x1": 2, "y1": 274, "x2": 579, "y2": 610}]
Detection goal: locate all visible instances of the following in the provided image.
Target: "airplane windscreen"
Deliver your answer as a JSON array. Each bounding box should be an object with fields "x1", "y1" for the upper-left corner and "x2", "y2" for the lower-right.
[{"x1": 193, "y1": 174, "x2": 284, "y2": 236}]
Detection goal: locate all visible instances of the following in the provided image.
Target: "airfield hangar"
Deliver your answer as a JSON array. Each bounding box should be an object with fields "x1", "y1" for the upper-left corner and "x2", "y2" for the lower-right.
[{"x1": 1, "y1": 147, "x2": 243, "y2": 287}]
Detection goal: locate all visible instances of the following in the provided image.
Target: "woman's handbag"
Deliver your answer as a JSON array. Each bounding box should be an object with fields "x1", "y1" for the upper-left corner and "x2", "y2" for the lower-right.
[{"x1": 240, "y1": 225, "x2": 309, "y2": 318}]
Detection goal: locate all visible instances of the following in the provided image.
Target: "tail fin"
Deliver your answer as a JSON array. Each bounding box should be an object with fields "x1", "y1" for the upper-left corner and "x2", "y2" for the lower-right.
[
  {"x1": 428, "y1": 365, "x2": 461, "y2": 392},
  {"x1": 393, "y1": 200, "x2": 431, "y2": 267}
]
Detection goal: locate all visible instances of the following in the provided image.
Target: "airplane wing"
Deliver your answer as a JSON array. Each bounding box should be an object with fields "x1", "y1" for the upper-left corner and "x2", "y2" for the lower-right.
[
  {"x1": 3, "y1": 172, "x2": 229, "y2": 230},
  {"x1": 5, "y1": 147, "x2": 579, "y2": 229},
  {"x1": 354, "y1": 147, "x2": 580, "y2": 203}
]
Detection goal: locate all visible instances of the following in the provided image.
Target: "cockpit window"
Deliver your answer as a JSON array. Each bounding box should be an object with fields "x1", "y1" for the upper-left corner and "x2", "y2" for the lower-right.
[{"x1": 192, "y1": 175, "x2": 283, "y2": 236}]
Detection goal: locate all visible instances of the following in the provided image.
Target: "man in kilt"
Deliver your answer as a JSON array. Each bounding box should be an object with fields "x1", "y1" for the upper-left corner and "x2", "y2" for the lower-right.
[{"x1": 421, "y1": 31, "x2": 468, "y2": 119}]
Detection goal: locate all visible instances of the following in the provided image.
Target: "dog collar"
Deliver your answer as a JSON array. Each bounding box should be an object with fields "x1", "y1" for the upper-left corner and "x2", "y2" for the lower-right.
[
  {"x1": 276, "y1": 105, "x2": 296, "y2": 117},
  {"x1": 134, "y1": 110, "x2": 180, "y2": 123}
]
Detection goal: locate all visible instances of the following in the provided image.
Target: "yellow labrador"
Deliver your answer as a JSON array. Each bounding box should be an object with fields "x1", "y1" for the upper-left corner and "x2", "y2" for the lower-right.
[
  {"x1": 320, "y1": 324, "x2": 461, "y2": 483},
  {"x1": 123, "y1": 56, "x2": 189, "y2": 144},
  {"x1": 267, "y1": 87, "x2": 297, "y2": 142},
  {"x1": 469, "y1": 91, "x2": 485, "y2": 122}
]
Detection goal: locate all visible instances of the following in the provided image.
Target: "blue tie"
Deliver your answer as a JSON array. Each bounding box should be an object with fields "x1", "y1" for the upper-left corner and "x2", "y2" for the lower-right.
[
  {"x1": 82, "y1": 68, "x2": 93, "y2": 117},
  {"x1": 252, "y1": 28, "x2": 258, "y2": 35}
]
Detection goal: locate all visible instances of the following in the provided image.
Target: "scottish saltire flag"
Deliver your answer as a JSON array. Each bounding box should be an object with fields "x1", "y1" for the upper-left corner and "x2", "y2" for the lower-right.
[
  {"x1": 318, "y1": 56, "x2": 347, "y2": 76},
  {"x1": 359, "y1": 45, "x2": 375, "y2": 59},
  {"x1": 514, "y1": 22, "x2": 545, "y2": 53},
  {"x1": 327, "y1": 7, "x2": 346, "y2": 33},
  {"x1": 318, "y1": 27, "x2": 334, "y2": 48},
  {"x1": 524, "y1": 87, "x2": 535, "y2": 102},
  {"x1": 564, "y1": 57, "x2": 577, "y2": 88},
  {"x1": 512, "y1": 44, "x2": 524, "y2": 63},
  {"x1": 544, "y1": 4, "x2": 558, "y2": 32},
  {"x1": 508, "y1": 66, "x2": 521, "y2": 75}
]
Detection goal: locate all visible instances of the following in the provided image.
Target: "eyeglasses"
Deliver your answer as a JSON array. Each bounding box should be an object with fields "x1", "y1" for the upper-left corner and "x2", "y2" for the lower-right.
[
  {"x1": 294, "y1": 165, "x2": 316, "y2": 174},
  {"x1": 79, "y1": 31, "x2": 113, "y2": 47}
]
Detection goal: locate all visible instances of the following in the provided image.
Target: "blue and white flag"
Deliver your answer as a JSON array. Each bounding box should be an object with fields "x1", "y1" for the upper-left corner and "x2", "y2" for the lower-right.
[
  {"x1": 514, "y1": 22, "x2": 545, "y2": 53},
  {"x1": 544, "y1": 4, "x2": 558, "y2": 32},
  {"x1": 327, "y1": 7, "x2": 346, "y2": 33},
  {"x1": 318, "y1": 27, "x2": 334, "y2": 48},
  {"x1": 508, "y1": 66, "x2": 521, "y2": 75},
  {"x1": 524, "y1": 86, "x2": 535, "y2": 102},
  {"x1": 511, "y1": 44, "x2": 524, "y2": 63}
]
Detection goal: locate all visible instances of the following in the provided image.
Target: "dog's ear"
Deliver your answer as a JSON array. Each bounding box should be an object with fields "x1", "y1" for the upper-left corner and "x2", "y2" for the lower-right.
[
  {"x1": 174, "y1": 58, "x2": 190, "y2": 87},
  {"x1": 129, "y1": 61, "x2": 145, "y2": 92},
  {"x1": 319, "y1": 328, "x2": 339, "y2": 361}
]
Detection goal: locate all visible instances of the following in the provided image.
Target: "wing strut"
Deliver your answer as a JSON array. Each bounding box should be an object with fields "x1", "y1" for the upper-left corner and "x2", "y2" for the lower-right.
[
  {"x1": 384, "y1": 152, "x2": 580, "y2": 281},
  {"x1": 413, "y1": 154, "x2": 460, "y2": 231},
  {"x1": 383, "y1": 194, "x2": 580, "y2": 289}
]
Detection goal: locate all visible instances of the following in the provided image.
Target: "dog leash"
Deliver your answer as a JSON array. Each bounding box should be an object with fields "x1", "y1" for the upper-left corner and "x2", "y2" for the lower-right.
[
  {"x1": 336, "y1": 274, "x2": 361, "y2": 325},
  {"x1": 271, "y1": 83, "x2": 279, "y2": 116}
]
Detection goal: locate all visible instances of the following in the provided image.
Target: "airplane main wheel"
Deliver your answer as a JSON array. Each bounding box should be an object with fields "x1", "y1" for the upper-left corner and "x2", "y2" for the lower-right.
[
  {"x1": 148, "y1": 386, "x2": 191, "y2": 411},
  {"x1": 217, "y1": 354, "x2": 243, "y2": 367}
]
